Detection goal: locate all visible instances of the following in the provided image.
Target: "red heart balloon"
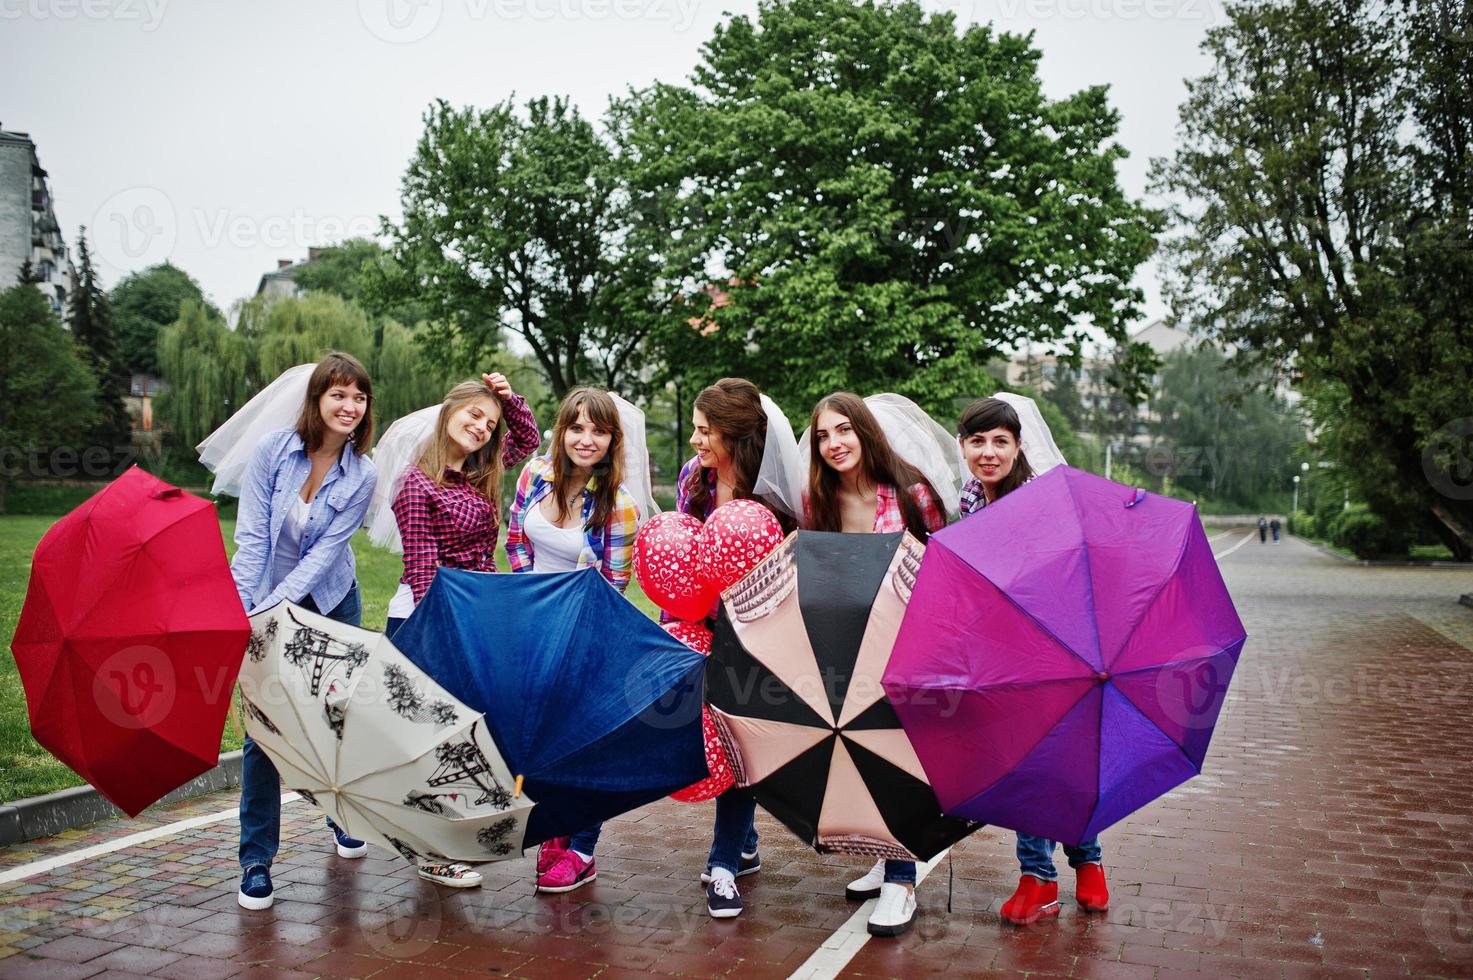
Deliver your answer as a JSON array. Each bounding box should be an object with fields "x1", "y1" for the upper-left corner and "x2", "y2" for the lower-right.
[
  {"x1": 634, "y1": 513, "x2": 717, "y2": 622},
  {"x1": 661, "y1": 620, "x2": 734, "y2": 803},
  {"x1": 696, "y1": 498, "x2": 786, "y2": 595}
]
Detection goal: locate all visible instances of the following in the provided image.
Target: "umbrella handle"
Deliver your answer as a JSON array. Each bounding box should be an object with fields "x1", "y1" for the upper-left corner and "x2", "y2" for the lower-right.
[
  {"x1": 1123, "y1": 488, "x2": 1147, "y2": 508},
  {"x1": 513, "y1": 774, "x2": 524, "y2": 798}
]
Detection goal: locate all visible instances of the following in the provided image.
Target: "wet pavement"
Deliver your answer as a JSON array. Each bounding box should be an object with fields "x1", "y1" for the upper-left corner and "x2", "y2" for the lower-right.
[{"x1": 2, "y1": 531, "x2": 1471, "y2": 979}]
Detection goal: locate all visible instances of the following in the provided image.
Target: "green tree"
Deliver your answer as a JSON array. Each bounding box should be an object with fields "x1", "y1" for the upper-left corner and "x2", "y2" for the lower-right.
[
  {"x1": 617, "y1": 0, "x2": 1158, "y2": 419},
  {"x1": 0, "y1": 284, "x2": 97, "y2": 511},
  {"x1": 291, "y1": 238, "x2": 433, "y2": 332},
  {"x1": 382, "y1": 96, "x2": 670, "y2": 395},
  {"x1": 111, "y1": 263, "x2": 218, "y2": 377},
  {"x1": 1149, "y1": 344, "x2": 1306, "y2": 507},
  {"x1": 1151, "y1": 0, "x2": 1473, "y2": 558},
  {"x1": 155, "y1": 299, "x2": 255, "y2": 450},
  {"x1": 67, "y1": 230, "x2": 132, "y2": 465}
]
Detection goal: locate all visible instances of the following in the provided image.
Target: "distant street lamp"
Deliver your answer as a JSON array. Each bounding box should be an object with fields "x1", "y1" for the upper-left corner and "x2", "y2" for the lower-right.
[{"x1": 1292, "y1": 474, "x2": 1300, "y2": 514}]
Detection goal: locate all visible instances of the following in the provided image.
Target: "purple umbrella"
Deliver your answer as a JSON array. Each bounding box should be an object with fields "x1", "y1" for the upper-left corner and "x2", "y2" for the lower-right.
[{"x1": 882, "y1": 466, "x2": 1245, "y2": 846}]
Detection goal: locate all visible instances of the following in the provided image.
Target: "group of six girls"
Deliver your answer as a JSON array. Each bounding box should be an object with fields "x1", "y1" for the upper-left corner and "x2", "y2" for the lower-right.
[{"x1": 227, "y1": 352, "x2": 1108, "y2": 936}]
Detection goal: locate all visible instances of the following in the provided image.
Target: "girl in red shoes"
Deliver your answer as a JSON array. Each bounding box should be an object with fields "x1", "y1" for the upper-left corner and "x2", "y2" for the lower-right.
[
  {"x1": 805, "y1": 392, "x2": 950, "y2": 938},
  {"x1": 954, "y1": 394, "x2": 1109, "y2": 924},
  {"x1": 505, "y1": 387, "x2": 648, "y2": 894}
]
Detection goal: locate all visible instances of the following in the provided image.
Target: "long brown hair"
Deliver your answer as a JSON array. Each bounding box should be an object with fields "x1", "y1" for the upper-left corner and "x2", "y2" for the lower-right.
[
  {"x1": 550, "y1": 387, "x2": 625, "y2": 531},
  {"x1": 684, "y1": 378, "x2": 768, "y2": 519},
  {"x1": 957, "y1": 397, "x2": 1034, "y2": 500},
  {"x1": 416, "y1": 380, "x2": 508, "y2": 504},
  {"x1": 295, "y1": 352, "x2": 374, "y2": 454},
  {"x1": 806, "y1": 392, "x2": 945, "y2": 542}
]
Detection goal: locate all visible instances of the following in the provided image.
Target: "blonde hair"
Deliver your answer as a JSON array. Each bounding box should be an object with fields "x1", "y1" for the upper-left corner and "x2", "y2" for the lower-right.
[{"x1": 416, "y1": 380, "x2": 507, "y2": 504}]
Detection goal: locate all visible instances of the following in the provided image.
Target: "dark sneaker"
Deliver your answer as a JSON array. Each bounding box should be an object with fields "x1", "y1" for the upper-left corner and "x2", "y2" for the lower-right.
[
  {"x1": 238, "y1": 864, "x2": 274, "y2": 910},
  {"x1": 701, "y1": 851, "x2": 760, "y2": 883},
  {"x1": 706, "y1": 875, "x2": 743, "y2": 918},
  {"x1": 331, "y1": 822, "x2": 368, "y2": 859}
]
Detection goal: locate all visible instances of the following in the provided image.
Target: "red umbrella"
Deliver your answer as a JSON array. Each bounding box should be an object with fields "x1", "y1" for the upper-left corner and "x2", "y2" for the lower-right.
[{"x1": 10, "y1": 467, "x2": 250, "y2": 815}]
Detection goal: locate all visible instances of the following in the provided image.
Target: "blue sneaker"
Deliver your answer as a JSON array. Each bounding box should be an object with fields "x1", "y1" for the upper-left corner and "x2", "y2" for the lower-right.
[
  {"x1": 329, "y1": 820, "x2": 368, "y2": 859},
  {"x1": 238, "y1": 864, "x2": 273, "y2": 910}
]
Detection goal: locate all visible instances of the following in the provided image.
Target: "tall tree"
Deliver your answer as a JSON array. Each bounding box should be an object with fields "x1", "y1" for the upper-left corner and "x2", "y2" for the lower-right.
[
  {"x1": 68, "y1": 230, "x2": 132, "y2": 465},
  {"x1": 291, "y1": 238, "x2": 433, "y2": 334},
  {"x1": 155, "y1": 299, "x2": 255, "y2": 450},
  {"x1": 382, "y1": 96, "x2": 670, "y2": 396},
  {"x1": 617, "y1": 0, "x2": 1159, "y2": 419},
  {"x1": 110, "y1": 263, "x2": 218, "y2": 377},
  {"x1": 0, "y1": 284, "x2": 97, "y2": 511},
  {"x1": 1151, "y1": 0, "x2": 1473, "y2": 558}
]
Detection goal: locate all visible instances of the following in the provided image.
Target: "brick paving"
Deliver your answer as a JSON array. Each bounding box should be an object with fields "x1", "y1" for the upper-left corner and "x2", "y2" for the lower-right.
[{"x1": 1, "y1": 531, "x2": 1471, "y2": 979}]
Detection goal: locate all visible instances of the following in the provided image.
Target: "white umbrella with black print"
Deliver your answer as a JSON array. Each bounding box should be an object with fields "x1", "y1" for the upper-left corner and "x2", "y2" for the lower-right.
[{"x1": 237, "y1": 601, "x2": 533, "y2": 866}]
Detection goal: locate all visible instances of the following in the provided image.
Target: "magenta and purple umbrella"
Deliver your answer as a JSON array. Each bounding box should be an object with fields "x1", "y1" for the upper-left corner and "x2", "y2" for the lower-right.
[{"x1": 883, "y1": 466, "x2": 1246, "y2": 846}]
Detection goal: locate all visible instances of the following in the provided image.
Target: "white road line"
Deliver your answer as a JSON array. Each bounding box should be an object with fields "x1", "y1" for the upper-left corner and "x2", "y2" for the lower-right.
[
  {"x1": 788, "y1": 849, "x2": 949, "y2": 980},
  {"x1": 0, "y1": 792, "x2": 299, "y2": 886},
  {"x1": 1213, "y1": 530, "x2": 1256, "y2": 561},
  {"x1": 1206, "y1": 529, "x2": 1237, "y2": 544}
]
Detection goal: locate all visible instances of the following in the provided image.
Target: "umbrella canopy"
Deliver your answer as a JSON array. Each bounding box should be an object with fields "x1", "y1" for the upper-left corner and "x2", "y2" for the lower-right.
[
  {"x1": 238, "y1": 601, "x2": 533, "y2": 865},
  {"x1": 392, "y1": 567, "x2": 709, "y2": 846},
  {"x1": 706, "y1": 531, "x2": 977, "y2": 862},
  {"x1": 11, "y1": 467, "x2": 249, "y2": 816},
  {"x1": 884, "y1": 466, "x2": 1247, "y2": 845}
]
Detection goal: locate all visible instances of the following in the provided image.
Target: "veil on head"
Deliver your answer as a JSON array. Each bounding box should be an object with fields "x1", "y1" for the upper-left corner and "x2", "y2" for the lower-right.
[
  {"x1": 798, "y1": 393, "x2": 968, "y2": 515},
  {"x1": 365, "y1": 404, "x2": 442, "y2": 554},
  {"x1": 610, "y1": 393, "x2": 658, "y2": 522},
  {"x1": 196, "y1": 363, "x2": 316, "y2": 498},
  {"x1": 752, "y1": 393, "x2": 805, "y2": 521},
  {"x1": 990, "y1": 392, "x2": 1068, "y2": 474}
]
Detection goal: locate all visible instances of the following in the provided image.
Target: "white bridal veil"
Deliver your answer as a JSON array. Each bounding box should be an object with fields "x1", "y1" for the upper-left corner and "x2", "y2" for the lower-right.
[{"x1": 196, "y1": 363, "x2": 316, "y2": 498}]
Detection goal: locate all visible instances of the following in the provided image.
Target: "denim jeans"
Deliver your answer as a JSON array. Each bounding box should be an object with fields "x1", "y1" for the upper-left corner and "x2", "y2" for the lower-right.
[
  {"x1": 884, "y1": 860, "x2": 916, "y2": 884},
  {"x1": 1016, "y1": 832, "x2": 1102, "y2": 882},
  {"x1": 706, "y1": 788, "x2": 761, "y2": 875},
  {"x1": 239, "y1": 584, "x2": 361, "y2": 870},
  {"x1": 568, "y1": 823, "x2": 602, "y2": 856}
]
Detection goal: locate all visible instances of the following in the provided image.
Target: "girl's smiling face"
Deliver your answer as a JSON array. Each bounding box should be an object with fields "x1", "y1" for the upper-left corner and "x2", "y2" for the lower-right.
[
  {"x1": 447, "y1": 395, "x2": 501, "y2": 456},
  {"x1": 961, "y1": 426, "x2": 1019, "y2": 492}
]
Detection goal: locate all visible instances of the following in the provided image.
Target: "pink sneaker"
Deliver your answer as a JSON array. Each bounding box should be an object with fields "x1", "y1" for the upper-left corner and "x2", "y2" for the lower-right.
[
  {"x1": 537, "y1": 851, "x2": 597, "y2": 893},
  {"x1": 537, "y1": 837, "x2": 570, "y2": 876}
]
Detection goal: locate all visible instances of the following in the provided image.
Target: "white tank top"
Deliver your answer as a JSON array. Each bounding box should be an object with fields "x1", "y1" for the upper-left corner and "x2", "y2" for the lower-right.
[{"x1": 524, "y1": 501, "x2": 585, "y2": 573}]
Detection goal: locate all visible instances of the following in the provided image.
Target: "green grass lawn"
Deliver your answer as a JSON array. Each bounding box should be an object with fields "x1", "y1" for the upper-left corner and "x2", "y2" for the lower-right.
[{"x1": 1, "y1": 512, "x2": 661, "y2": 803}]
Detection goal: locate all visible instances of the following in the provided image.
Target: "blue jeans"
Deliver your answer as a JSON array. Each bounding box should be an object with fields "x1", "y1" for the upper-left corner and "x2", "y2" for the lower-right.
[
  {"x1": 1016, "y1": 832, "x2": 1102, "y2": 883},
  {"x1": 239, "y1": 584, "x2": 361, "y2": 870},
  {"x1": 884, "y1": 860, "x2": 916, "y2": 884},
  {"x1": 568, "y1": 824, "x2": 602, "y2": 856},
  {"x1": 707, "y1": 789, "x2": 760, "y2": 875}
]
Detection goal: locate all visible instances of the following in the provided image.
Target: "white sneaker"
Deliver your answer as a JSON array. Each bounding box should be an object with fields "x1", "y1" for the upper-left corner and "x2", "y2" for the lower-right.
[
  {"x1": 867, "y1": 882, "x2": 917, "y2": 937},
  {"x1": 418, "y1": 863, "x2": 482, "y2": 888},
  {"x1": 845, "y1": 858, "x2": 886, "y2": 900}
]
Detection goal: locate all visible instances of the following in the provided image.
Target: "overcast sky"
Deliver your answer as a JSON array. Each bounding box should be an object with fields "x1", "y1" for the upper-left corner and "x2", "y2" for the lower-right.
[{"x1": 4, "y1": 0, "x2": 1219, "y2": 326}]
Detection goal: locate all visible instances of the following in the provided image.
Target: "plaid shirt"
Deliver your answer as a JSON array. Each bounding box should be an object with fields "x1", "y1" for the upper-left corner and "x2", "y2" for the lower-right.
[
  {"x1": 392, "y1": 394, "x2": 541, "y2": 603},
  {"x1": 504, "y1": 454, "x2": 639, "y2": 592},
  {"x1": 958, "y1": 474, "x2": 1035, "y2": 517},
  {"x1": 874, "y1": 482, "x2": 947, "y2": 535}
]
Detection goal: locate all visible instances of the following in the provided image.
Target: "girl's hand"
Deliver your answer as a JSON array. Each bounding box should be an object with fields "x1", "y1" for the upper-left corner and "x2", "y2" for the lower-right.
[{"x1": 482, "y1": 372, "x2": 515, "y2": 400}]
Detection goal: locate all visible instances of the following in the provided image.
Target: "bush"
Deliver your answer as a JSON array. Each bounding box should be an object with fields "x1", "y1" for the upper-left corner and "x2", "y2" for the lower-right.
[
  {"x1": 1287, "y1": 512, "x2": 1315, "y2": 538},
  {"x1": 1326, "y1": 504, "x2": 1415, "y2": 559}
]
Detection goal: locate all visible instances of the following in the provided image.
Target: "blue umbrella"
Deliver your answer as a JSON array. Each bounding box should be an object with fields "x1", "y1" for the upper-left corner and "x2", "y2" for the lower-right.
[{"x1": 393, "y1": 566, "x2": 710, "y2": 847}]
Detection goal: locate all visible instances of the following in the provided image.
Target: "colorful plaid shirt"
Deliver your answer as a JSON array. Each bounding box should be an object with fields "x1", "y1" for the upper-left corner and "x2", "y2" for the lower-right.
[
  {"x1": 874, "y1": 482, "x2": 948, "y2": 535},
  {"x1": 391, "y1": 394, "x2": 540, "y2": 603},
  {"x1": 504, "y1": 454, "x2": 639, "y2": 592},
  {"x1": 958, "y1": 474, "x2": 1035, "y2": 517}
]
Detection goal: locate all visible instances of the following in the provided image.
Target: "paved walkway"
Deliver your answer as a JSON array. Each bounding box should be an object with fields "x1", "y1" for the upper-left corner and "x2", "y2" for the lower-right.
[{"x1": 2, "y1": 532, "x2": 1471, "y2": 979}]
